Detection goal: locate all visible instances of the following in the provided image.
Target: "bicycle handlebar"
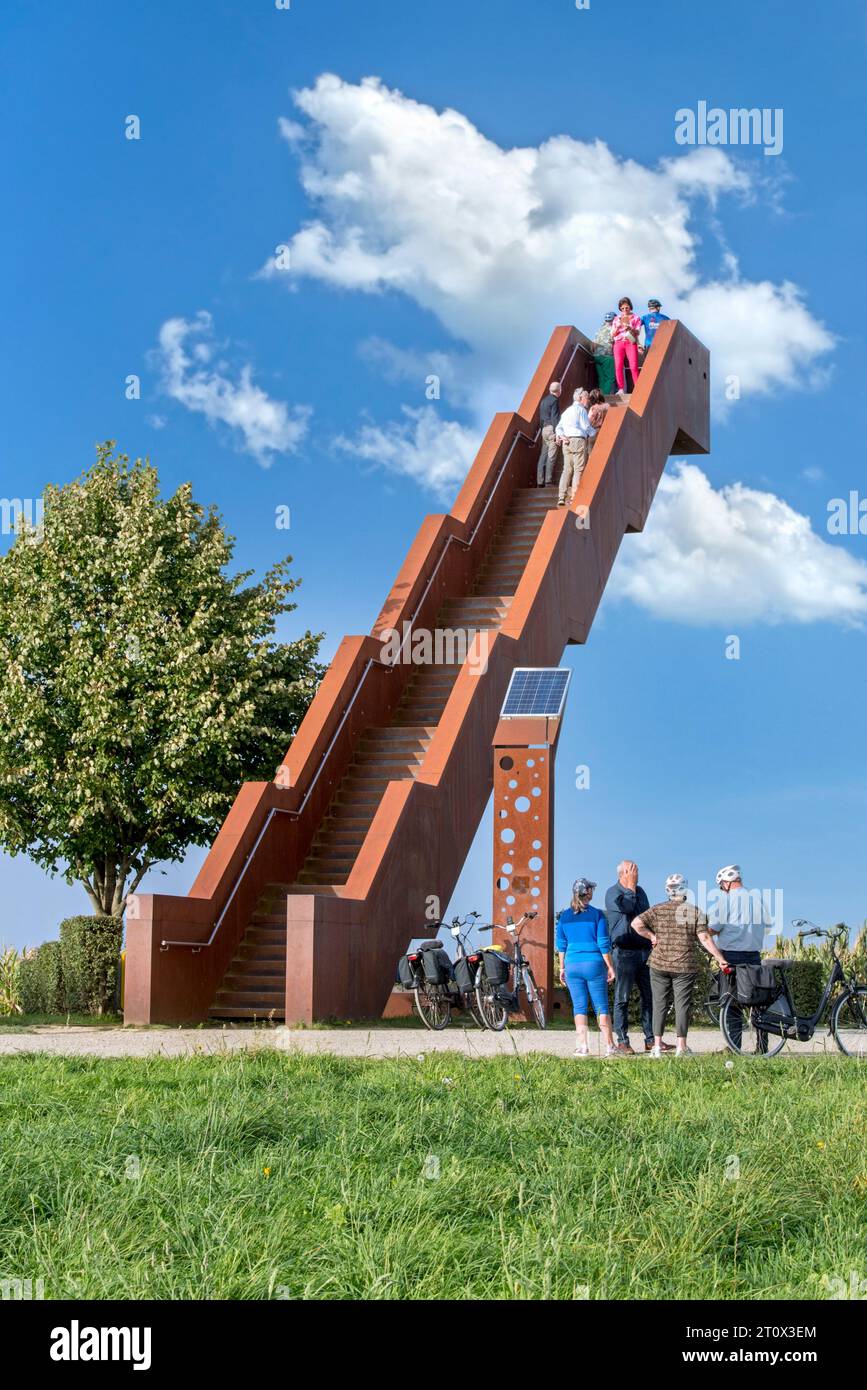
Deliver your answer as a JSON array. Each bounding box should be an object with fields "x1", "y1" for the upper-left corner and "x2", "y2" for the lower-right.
[{"x1": 477, "y1": 909, "x2": 538, "y2": 934}]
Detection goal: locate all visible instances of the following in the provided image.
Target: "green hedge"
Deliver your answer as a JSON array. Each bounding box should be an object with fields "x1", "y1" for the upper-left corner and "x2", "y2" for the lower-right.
[
  {"x1": 59, "y1": 916, "x2": 123, "y2": 1015},
  {"x1": 20, "y1": 940, "x2": 65, "y2": 1014},
  {"x1": 19, "y1": 917, "x2": 123, "y2": 1016}
]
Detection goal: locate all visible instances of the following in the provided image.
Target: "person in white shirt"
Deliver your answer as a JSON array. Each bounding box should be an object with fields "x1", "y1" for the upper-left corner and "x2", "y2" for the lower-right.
[
  {"x1": 555, "y1": 389, "x2": 596, "y2": 507},
  {"x1": 708, "y1": 864, "x2": 776, "y2": 1050}
]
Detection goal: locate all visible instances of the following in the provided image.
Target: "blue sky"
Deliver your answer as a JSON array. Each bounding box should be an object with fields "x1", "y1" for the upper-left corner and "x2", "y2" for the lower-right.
[{"x1": 2, "y1": 0, "x2": 866, "y2": 950}]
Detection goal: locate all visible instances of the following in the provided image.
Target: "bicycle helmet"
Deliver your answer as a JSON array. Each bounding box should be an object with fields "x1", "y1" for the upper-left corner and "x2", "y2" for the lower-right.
[
  {"x1": 572, "y1": 878, "x2": 596, "y2": 898},
  {"x1": 665, "y1": 873, "x2": 688, "y2": 899},
  {"x1": 604, "y1": 311, "x2": 617, "y2": 321},
  {"x1": 715, "y1": 864, "x2": 742, "y2": 886},
  {"x1": 647, "y1": 298, "x2": 662, "y2": 310}
]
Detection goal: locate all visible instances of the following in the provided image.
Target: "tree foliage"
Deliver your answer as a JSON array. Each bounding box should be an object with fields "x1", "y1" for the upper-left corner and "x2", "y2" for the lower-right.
[{"x1": 0, "y1": 443, "x2": 324, "y2": 913}]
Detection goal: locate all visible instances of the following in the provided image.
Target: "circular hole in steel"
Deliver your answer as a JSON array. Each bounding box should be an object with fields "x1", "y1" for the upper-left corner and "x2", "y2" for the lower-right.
[
  {"x1": 526, "y1": 759, "x2": 535, "y2": 767},
  {"x1": 497, "y1": 877, "x2": 509, "y2": 891},
  {"x1": 514, "y1": 796, "x2": 531, "y2": 813},
  {"x1": 500, "y1": 828, "x2": 516, "y2": 844},
  {"x1": 531, "y1": 887, "x2": 541, "y2": 897},
  {"x1": 508, "y1": 778, "x2": 518, "y2": 790},
  {"x1": 506, "y1": 895, "x2": 515, "y2": 906},
  {"x1": 532, "y1": 840, "x2": 542, "y2": 850},
  {"x1": 529, "y1": 856, "x2": 543, "y2": 872},
  {"x1": 499, "y1": 755, "x2": 514, "y2": 770},
  {"x1": 531, "y1": 786, "x2": 541, "y2": 797}
]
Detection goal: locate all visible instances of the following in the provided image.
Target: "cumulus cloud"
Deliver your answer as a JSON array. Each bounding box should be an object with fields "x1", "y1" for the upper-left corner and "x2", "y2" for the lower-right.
[
  {"x1": 336, "y1": 406, "x2": 479, "y2": 503},
  {"x1": 609, "y1": 463, "x2": 867, "y2": 627},
  {"x1": 268, "y1": 74, "x2": 833, "y2": 414},
  {"x1": 155, "y1": 311, "x2": 310, "y2": 463}
]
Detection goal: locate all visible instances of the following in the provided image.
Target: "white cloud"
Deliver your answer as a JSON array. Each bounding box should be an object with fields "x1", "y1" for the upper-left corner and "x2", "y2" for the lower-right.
[
  {"x1": 155, "y1": 311, "x2": 310, "y2": 464},
  {"x1": 610, "y1": 463, "x2": 867, "y2": 627},
  {"x1": 336, "y1": 406, "x2": 479, "y2": 503},
  {"x1": 269, "y1": 74, "x2": 833, "y2": 413}
]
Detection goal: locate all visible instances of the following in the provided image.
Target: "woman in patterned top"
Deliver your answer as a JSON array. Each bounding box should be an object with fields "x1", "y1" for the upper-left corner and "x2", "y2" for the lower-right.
[
  {"x1": 631, "y1": 873, "x2": 731, "y2": 1057},
  {"x1": 611, "y1": 296, "x2": 643, "y2": 396}
]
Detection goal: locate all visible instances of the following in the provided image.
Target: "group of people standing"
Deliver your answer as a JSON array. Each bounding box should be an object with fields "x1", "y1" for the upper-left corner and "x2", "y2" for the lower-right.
[
  {"x1": 555, "y1": 862, "x2": 773, "y2": 1057},
  {"x1": 592, "y1": 295, "x2": 669, "y2": 396},
  {"x1": 537, "y1": 296, "x2": 670, "y2": 504},
  {"x1": 536, "y1": 382, "x2": 609, "y2": 505}
]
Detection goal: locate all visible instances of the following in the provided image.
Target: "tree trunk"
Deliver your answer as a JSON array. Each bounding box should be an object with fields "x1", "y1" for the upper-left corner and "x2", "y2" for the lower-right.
[{"x1": 79, "y1": 853, "x2": 150, "y2": 917}]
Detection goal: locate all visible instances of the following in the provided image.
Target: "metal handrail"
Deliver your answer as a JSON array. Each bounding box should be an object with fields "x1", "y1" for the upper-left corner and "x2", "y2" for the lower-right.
[
  {"x1": 160, "y1": 806, "x2": 298, "y2": 948},
  {"x1": 160, "y1": 333, "x2": 590, "y2": 950}
]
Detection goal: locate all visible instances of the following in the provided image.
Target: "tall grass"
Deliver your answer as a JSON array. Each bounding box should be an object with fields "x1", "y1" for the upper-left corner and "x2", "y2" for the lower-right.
[{"x1": 0, "y1": 1050, "x2": 863, "y2": 1300}]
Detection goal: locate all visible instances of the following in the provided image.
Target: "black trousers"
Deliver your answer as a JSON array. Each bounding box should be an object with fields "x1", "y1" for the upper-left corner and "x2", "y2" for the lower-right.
[{"x1": 721, "y1": 949, "x2": 762, "y2": 1050}]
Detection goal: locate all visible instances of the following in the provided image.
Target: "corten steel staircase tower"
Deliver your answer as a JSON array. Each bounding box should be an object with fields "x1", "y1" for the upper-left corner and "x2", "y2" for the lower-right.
[{"x1": 124, "y1": 321, "x2": 709, "y2": 1024}]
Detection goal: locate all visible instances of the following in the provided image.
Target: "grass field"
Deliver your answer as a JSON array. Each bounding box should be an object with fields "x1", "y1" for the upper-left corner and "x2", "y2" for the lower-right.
[{"x1": 0, "y1": 1049, "x2": 864, "y2": 1300}]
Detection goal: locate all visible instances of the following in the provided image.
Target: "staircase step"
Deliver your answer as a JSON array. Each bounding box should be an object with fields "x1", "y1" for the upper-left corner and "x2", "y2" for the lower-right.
[
  {"x1": 208, "y1": 1005, "x2": 285, "y2": 1020},
  {"x1": 214, "y1": 987, "x2": 286, "y2": 1007},
  {"x1": 247, "y1": 926, "x2": 286, "y2": 946},
  {"x1": 224, "y1": 970, "x2": 285, "y2": 988}
]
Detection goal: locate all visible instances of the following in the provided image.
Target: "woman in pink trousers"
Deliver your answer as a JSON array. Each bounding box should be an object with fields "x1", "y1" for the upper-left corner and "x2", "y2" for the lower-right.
[{"x1": 611, "y1": 296, "x2": 642, "y2": 395}]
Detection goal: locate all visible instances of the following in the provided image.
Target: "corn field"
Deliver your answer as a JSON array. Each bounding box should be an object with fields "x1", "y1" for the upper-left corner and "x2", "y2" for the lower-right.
[
  {"x1": 0, "y1": 945, "x2": 24, "y2": 1016},
  {"x1": 771, "y1": 921, "x2": 867, "y2": 975}
]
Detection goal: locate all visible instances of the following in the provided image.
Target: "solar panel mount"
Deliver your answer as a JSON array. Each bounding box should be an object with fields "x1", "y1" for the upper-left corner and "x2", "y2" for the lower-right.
[{"x1": 500, "y1": 668, "x2": 571, "y2": 720}]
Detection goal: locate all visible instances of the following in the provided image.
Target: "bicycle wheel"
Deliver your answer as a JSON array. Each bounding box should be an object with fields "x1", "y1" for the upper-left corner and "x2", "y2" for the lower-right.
[
  {"x1": 704, "y1": 973, "x2": 722, "y2": 1027},
  {"x1": 413, "y1": 986, "x2": 451, "y2": 1031},
  {"x1": 831, "y1": 987, "x2": 867, "y2": 1058},
  {"x1": 523, "y1": 968, "x2": 547, "y2": 1030},
  {"x1": 475, "y1": 980, "x2": 508, "y2": 1031},
  {"x1": 720, "y1": 997, "x2": 787, "y2": 1057}
]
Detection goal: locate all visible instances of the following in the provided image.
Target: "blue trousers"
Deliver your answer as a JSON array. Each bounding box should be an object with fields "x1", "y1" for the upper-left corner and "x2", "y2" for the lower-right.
[
  {"x1": 565, "y1": 957, "x2": 610, "y2": 1018},
  {"x1": 612, "y1": 947, "x2": 653, "y2": 1045}
]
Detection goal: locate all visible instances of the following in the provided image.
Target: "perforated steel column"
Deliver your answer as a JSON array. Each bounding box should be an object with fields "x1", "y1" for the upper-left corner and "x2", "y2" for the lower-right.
[{"x1": 491, "y1": 715, "x2": 560, "y2": 1018}]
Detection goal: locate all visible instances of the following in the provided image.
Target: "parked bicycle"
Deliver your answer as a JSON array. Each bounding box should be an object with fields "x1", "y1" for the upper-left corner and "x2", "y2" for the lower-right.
[
  {"x1": 396, "y1": 913, "x2": 484, "y2": 1031},
  {"x1": 719, "y1": 921, "x2": 867, "y2": 1058},
  {"x1": 475, "y1": 911, "x2": 546, "y2": 1031}
]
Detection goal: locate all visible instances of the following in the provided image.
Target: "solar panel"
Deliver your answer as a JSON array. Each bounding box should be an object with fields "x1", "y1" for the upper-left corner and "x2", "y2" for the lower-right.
[{"x1": 500, "y1": 668, "x2": 571, "y2": 719}]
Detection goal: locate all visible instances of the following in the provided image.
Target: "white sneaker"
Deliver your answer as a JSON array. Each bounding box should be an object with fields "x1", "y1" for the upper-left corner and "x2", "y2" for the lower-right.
[
  {"x1": 649, "y1": 1044, "x2": 663, "y2": 1058},
  {"x1": 675, "y1": 1045, "x2": 693, "y2": 1057},
  {"x1": 604, "y1": 1044, "x2": 617, "y2": 1057},
  {"x1": 574, "y1": 1044, "x2": 590, "y2": 1057}
]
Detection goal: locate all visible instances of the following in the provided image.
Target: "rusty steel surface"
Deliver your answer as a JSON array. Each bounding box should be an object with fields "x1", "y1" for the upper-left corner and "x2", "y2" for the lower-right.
[{"x1": 124, "y1": 321, "x2": 710, "y2": 1024}]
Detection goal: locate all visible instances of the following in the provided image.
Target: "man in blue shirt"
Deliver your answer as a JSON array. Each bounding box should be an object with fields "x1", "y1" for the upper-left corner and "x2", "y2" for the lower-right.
[
  {"x1": 640, "y1": 299, "x2": 670, "y2": 350},
  {"x1": 605, "y1": 859, "x2": 672, "y2": 1055}
]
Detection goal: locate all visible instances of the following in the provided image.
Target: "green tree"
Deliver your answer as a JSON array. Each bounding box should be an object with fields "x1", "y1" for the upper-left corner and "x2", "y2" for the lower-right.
[{"x1": 0, "y1": 443, "x2": 324, "y2": 914}]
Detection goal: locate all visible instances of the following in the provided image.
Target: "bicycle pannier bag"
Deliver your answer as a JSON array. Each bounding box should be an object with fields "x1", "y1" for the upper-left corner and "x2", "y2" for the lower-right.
[
  {"x1": 453, "y1": 956, "x2": 476, "y2": 993},
  {"x1": 420, "y1": 946, "x2": 453, "y2": 986},
  {"x1": 734, "y1": 964, "x2": 781, "y2": 1009},
  {"x1": 396, "y1": 954, "x2": 419, "y2": 989},
  {"x1": 482, "y1": 948, "x2": 511, "y2": 986}
]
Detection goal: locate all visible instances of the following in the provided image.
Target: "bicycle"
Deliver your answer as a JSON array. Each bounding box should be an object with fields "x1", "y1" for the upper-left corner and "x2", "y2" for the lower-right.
[
  {"x1": 475, "y1": 911, "x2": 546, "y2": 1031},
  {"x1": 702, "y1": 969, "x2": 723, "y2": 1027},
  {"x1": 401, "y1": 914, "x2": 484, "y2": 1030},
  {"x1": 719, "y1": 921, "x2": 867, "y2": 1058}
]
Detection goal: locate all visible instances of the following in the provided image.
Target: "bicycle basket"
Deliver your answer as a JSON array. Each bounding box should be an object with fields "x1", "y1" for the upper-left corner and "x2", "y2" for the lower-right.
[
  {"x1": 734, "y1": 963, "x2": 782, "y2": 1009},
  {"x1": 482, "y1": 948, "x2": 512, "y2": 987}
]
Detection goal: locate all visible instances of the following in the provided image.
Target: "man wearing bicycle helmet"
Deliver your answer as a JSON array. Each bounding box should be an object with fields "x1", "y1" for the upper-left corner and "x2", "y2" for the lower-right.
[{"x1": 709, "y1": 865, "x2": 776, "y2": 1049}]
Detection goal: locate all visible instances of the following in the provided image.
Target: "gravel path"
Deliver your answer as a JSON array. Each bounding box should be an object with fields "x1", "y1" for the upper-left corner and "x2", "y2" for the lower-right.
[{"x1": 0, "y1": 1026, "x2": 836, "y2": 1059}]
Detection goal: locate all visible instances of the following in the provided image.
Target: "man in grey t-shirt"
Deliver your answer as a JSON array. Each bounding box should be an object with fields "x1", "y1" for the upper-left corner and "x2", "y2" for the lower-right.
[{"x1": 708, "y1": 864, "x2": 776, "y2": 1048}]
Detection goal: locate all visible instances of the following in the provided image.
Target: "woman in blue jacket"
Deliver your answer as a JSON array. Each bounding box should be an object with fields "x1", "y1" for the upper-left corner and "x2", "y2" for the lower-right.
[{"x1": 556, "y1": 878, "x2": 616, "y2": 1057}]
